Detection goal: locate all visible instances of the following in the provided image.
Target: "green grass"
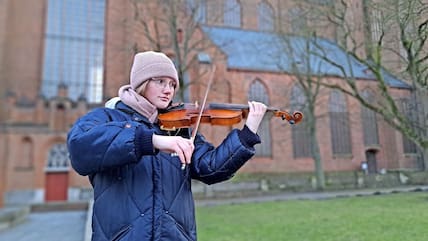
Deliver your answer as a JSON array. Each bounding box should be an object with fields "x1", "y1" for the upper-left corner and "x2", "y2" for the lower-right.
[{"x1": 196, "y1": 192, "x2": 428, "y2": 241}]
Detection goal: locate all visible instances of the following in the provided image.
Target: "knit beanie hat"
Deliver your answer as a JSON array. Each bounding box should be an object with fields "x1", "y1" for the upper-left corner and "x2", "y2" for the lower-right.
[
  {"x1": 117, "y1": 51, "x2": 179, "y2": 123},
  {"x1": 130, "y1": 51, "x2": 179, "y2": 91}
]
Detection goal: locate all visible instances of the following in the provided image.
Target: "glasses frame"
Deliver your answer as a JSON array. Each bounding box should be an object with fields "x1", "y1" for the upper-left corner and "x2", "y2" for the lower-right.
[{"x1": 149, "y1": 78, "x2": 177, "y2": 90}]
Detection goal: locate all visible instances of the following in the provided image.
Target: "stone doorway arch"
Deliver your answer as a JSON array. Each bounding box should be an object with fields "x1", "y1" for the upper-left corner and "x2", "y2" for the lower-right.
[
  {"x1": 45, "y1": 143, "x2": 69, "y2": 202},
  {"x1": 365, "y1": 149, "x2": 378, "y2": 174}
]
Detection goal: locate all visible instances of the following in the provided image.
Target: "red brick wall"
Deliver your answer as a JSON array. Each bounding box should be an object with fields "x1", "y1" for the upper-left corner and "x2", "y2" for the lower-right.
[
  {"x1": 103, "y1": 0, "x2": 134, "y2": 99},
  {"x1": 2, "y1": 0, "x2": 46, "y2": 100},
  {"x1": 0, "y1": 0, "x2": 420, "y2": 204}
]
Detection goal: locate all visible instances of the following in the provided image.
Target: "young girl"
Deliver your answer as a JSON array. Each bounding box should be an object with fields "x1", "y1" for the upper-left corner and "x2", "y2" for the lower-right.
[{"x1": 67, "y1": 51, "x2": 267, "y2": 241}]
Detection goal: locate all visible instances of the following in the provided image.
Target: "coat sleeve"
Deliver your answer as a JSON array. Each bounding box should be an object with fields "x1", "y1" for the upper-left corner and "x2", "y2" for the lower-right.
[
  {"x1": 67, "y1": 108, "x2": 155, "y2": 176},
  {"x1": 190, "y1": 129, "x2": 258, "y2": 185}
]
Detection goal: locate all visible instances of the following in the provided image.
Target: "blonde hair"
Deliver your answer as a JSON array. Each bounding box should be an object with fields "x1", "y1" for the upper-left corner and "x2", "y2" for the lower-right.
[{"x1": 136, "y1": 81, "x2": 149, "y2": 96}]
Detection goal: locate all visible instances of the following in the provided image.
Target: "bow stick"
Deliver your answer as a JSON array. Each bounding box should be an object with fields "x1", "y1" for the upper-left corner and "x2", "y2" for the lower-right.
[{"x1": 180, "y1": 65, "x2": 216, "y2": 170}]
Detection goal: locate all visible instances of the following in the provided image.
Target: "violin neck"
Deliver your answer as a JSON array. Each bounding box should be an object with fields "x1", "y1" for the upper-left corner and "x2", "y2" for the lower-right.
[
  {"x1": 209, "y1": 103, "x2": 247, "y2": 110},
  {"x1": 209, "y1": 103, "x2": 277, "y2": 112}
]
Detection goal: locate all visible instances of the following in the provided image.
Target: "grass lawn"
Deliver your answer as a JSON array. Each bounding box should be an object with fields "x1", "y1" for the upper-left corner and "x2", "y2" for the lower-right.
[{"x1": 196, "y1": 192, "x2": 428, "y2": 241}]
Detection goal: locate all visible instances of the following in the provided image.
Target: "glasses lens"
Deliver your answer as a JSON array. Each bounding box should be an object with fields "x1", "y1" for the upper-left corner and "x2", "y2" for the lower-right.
[{"x1": 152, "y1": 78, "x2": 175, "y2": 89}]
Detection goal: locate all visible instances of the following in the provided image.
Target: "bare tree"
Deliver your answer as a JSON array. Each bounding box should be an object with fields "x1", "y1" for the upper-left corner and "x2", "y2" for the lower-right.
[
  {"x1": 273, "y1": 33, "x2": 327, "y2": 190},
  {"x1": 127, "y1": 0, "x2": 224, "y2": 101},
  {"x1": 302, "y1": 0, "x2": 428, "y2": 167}
]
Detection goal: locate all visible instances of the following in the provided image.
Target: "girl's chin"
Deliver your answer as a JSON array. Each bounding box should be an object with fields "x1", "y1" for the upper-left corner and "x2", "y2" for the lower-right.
[{"x1": 156, "y1": 102, "x2": 170, "y2": 109}]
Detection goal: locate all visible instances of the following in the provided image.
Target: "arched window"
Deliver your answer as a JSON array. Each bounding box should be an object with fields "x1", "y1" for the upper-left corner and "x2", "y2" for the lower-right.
[
  {"x1": 399, "y1": 98, "x2": 417, "y2": 154},
  {"x1": 370, "y1": 9, "x2": 383, "y2": 42},
  {"x1": 46, "y1": 143, "x2": 70, "y2": 171},
  {"x1": 290, "y1": 85, "x2": 311, "y2": 158},
  {"x1": 257, "y1": 1, "x2": 274, "y2": 31},
  {"x1": 186, "y1": 0, "x2": 207, "y2": 23},
  {"x1": 361, "y1": 89, "x2": 379, "y2": 146},
  {"x1": 224, "y1": 0, "x2": 241, "y2": 27},
  {"x1": 16, "y1": 137, "x2": 34, "y2": 169},
  {"x1": 329, "y1": 90, "x2": 352, "y2": 155},
  {"x1": 41, "y1": 0, "x2": 106, "y2": 103},
  {"x1": 248, "y1": 79, "x2": 271, "y2": 157},
  {"x1": 54, "y1": 103, "x2": 67, "y2": 131},
  {"x1": 289, "y1": 7, "x2": 307, "y2": 34}
]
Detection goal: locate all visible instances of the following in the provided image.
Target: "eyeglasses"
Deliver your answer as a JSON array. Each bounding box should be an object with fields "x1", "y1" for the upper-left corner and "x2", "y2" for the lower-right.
[{"x1": 149, "y1": 78, "x2": 177, "y2": 90}]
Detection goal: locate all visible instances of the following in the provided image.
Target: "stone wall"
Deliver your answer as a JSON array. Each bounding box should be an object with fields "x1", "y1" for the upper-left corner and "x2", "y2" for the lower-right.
[{"x1": 192, "y1": 171, "x2": 428, "y2": 199}]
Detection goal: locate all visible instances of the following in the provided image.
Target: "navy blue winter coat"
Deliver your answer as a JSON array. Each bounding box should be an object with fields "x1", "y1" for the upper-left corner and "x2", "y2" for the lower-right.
[{"x1": 67, "y1": 102, "x2": 260, "y2": 241}]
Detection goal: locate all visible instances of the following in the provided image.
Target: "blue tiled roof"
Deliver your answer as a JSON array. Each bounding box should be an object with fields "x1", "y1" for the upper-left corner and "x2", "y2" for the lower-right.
[{"x1": 201, "y1": 26, "x2": 410, "y2": 89}]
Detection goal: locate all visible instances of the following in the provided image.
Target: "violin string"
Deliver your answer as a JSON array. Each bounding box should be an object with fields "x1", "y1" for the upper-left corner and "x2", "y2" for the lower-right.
[{"x1": 167, "y1": 128, "x2": 182, "y2": 136}]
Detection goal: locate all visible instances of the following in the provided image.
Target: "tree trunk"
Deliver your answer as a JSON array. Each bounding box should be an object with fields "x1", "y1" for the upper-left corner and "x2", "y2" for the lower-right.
[{"x1": 308, "y1": 107, "x2": 325, "y2": 190}]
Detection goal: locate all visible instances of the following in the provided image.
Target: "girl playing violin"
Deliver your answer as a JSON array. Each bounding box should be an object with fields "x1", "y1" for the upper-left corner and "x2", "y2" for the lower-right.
[{"x1": 67, "y1": 51, "x2": 267, "y2": 241}]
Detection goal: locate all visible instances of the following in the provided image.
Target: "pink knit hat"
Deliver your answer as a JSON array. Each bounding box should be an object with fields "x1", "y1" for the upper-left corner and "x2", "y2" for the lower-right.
[{"x1": 130, "y1": 51, "x2": 179, "y2": 91}]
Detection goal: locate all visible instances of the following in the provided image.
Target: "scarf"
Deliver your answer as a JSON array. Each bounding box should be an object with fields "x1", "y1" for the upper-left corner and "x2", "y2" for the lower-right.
[{"x1": 118, "y1": 84, "x2": 158, "y2": 123}]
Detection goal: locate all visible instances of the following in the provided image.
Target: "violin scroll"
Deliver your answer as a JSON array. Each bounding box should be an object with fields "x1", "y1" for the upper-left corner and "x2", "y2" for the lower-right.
[{"x1": 273, "y1": 110, "x2": 303, "y2": 125}]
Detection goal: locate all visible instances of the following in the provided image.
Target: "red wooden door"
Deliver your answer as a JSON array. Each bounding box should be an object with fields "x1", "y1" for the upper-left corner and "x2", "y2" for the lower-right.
[{"x1": 45, "y1": 172, "x2": 68, "y2": 201}]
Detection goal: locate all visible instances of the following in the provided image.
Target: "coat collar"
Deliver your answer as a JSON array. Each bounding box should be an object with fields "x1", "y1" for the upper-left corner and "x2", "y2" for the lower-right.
[{"x1": 116, "y1": 101, "x2": 152, "y2": 125}]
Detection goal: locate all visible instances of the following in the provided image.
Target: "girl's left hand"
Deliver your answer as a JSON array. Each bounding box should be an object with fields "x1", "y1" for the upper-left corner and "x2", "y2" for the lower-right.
[{"x1": 245, "y1": 101, "x2": 267, "y2": 134}]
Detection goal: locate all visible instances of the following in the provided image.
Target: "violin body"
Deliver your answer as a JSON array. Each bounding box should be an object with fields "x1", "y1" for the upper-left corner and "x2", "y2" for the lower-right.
[
  {"x1": 158, "y1": 108, "x2": 243, "y2": 130},
  {"x1": 158, "y1": 102, "x2": 303, "y2": 131}
]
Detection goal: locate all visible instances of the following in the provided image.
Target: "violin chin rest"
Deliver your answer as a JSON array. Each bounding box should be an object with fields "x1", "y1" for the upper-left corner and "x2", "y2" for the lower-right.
[{"x1": 160, "y1": 125, "x2": 177, "y2": 131}]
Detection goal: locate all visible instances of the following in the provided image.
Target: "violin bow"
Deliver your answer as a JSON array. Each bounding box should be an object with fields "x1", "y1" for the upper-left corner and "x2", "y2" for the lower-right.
[{"x1": 181, "y1": 65, "x2": 216, "y2": 170}]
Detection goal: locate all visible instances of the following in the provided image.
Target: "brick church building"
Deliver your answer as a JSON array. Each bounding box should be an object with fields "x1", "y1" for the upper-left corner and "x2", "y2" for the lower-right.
[{"x1": 0, "y1": 0, "x2": 423, "y2": 206}]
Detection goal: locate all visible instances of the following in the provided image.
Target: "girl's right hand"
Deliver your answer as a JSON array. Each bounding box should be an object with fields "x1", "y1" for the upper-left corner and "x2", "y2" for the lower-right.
[{"x1": 152, "y1": 134, "x2": 194, "y2": 166}]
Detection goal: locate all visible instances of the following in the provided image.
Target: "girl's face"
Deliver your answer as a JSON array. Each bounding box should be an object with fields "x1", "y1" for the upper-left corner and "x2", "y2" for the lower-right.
[{"x1": 141, "y1": 77, "x2": 176, "y2": 109}]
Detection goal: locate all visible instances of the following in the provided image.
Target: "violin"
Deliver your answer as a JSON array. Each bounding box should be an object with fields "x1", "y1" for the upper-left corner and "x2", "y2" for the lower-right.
[
  {"x1": 158, "y1": 102, "x2": 303, "y2": 131},
  {"x1": 162, "y1": 66, "x2": 303, "y2": 170}
]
